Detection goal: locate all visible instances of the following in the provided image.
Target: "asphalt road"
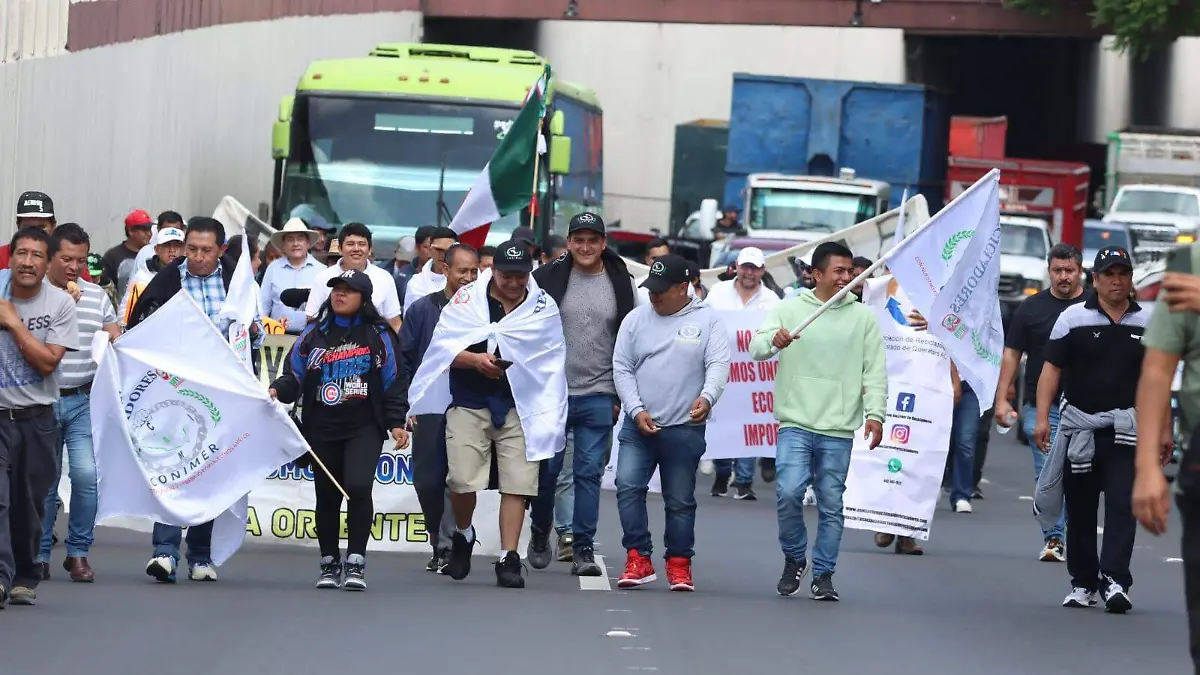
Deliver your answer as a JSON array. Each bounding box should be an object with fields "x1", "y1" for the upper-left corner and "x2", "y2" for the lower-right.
[{"x1": 2, "y1": 428, "x2": 1192, "y2": 675}]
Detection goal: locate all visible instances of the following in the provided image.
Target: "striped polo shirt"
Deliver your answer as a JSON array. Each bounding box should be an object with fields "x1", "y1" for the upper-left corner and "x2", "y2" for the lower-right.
[{"x1": 58, "y1": 279, "x2": 118, "y2": 389}]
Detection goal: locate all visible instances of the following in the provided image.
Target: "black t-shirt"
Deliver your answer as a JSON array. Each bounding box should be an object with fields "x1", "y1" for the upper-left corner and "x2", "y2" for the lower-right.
[
  {"x1": 1004, "y1": 289, "x2": 1087, "y2": 405},
  {"x1": 1043, "y1": 293, "x2": 1149, "y2": 415},
  {"x1": 449, "y1": 282, "x2": 522, "y2": 411},
  {"x1": 303, "y1": 321, "x2": 378, "y2": 441},
  {"x1": 101, "y1": 242, "x2": 139, "y2": 288}
]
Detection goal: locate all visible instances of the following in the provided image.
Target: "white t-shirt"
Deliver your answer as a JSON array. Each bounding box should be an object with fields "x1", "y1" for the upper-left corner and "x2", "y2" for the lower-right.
[
  {"x1": 703, "y1": 279, "x2": 781, "y2": 311},
  {"x1": 305, "y1": 261, "x2": 402, "y2": 320},
  {"x1": 402, "y1": 259, "x2": 447, "y2": 316}
]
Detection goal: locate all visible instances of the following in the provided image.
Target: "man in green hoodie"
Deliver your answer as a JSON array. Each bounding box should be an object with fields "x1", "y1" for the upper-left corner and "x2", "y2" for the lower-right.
[{"x1": 750, "y1": 241, "x2": 887, "y2": 601}]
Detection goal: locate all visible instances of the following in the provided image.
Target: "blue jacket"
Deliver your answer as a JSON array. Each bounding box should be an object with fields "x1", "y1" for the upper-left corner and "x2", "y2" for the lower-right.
[{"x1": 398, "y1": 290, "x2": 450, "y2": 383}]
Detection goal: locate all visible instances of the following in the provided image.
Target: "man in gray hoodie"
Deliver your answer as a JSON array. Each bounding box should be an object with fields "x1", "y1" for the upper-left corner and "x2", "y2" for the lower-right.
[{"x1": 611, "y1": 254, "x2": 731, "y2": 593}]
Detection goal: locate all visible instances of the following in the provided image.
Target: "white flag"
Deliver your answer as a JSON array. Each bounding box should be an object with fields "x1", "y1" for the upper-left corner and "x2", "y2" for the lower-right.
[
  {"x1": 91, "y1": 291, "x2": 308, "y2": 565},
  {"x1": 886, "y1": 170, "x2": 1004, "y2": 404},
  {"x1": 217, "y1": 234, "x2": 259, "y2": 369}
]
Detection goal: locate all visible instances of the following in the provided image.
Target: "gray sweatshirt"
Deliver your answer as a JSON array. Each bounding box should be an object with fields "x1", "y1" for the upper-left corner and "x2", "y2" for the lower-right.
[{"x1": 612, "y1": 298, "x2": 731, "y2": 427}]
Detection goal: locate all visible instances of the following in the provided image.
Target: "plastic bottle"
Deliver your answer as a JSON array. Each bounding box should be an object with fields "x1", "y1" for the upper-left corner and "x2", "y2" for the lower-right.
[{"x1": 995, "y1": 410, "x2": 1018, "y2": 435}]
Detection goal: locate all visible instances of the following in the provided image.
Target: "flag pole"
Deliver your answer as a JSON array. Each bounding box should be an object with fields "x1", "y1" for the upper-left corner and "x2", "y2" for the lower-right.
[
  {"x1": 306, "y1": 449, "x2": 349, "y2": 500},
  {"x1": 528, "y1": 118, "x2": 543, "y2": 232}
]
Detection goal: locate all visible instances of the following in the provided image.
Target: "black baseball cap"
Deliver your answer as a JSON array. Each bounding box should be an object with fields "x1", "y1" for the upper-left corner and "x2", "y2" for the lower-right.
[
  {"x1": 1094, "y1": 247, "x2": 1133, "y2": 274},
  {"x1": 512, "y1": 226, "x2": 536, "y2": 246},
  {"x1": 16, "y1": 191, "x2": 53, "y2": 219},
  {"x1": 568, "y1": 212, "x2": 605, "y2": 235},
  {"x1": 641, "y1": 254, "x2": 691, "y2": 293},
  {"x1": 327, "y1": 269, "x2": 374, "y2": 297},
  {"x1": 492, "y1": 239, "x2": 534, "y2": 272}
]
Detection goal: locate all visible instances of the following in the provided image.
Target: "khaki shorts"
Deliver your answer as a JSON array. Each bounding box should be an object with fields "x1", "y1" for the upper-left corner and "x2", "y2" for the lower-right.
[{"x1": 445, "y1": 407, "x2": 539, "y2": 496}]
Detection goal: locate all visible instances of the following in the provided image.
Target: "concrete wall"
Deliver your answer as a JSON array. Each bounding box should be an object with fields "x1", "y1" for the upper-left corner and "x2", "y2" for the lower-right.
[
  {"x1": 1167, "y1": 37, "x2": 1200, "y2": 128},
  {"x1": 0, "y1": 12, "x2": 422, "y2": 250},
  {"x1": 1077, "y1": 37, "x2": 1132, "y2": 145},
  {"x1": 537, "y1": 21, "x2": 907, "y2": 230},
  {"x1": 1, "y1": 0, "x2": 71, "y2": 63}
]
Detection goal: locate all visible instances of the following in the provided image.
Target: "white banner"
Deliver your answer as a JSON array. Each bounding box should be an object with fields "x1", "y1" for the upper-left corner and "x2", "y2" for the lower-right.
[{"x1": 843, "y1": 277, "x2": 954, "y2": 540}]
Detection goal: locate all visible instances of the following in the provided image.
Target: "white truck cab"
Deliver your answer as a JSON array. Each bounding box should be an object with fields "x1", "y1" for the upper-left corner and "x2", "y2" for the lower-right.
[
  {"x1": 1104, "y1": 184, "x2": 1200, "y2": 256},
  {"x1": 998, "y1": 214, "x2": 1052, "y2": 326},
  {"x1": 740, "y1": 169, "x2": 890, "y2": 244},
  {"x1": 1102, "y1": 131, "x2": 1200, "y2": 258}
]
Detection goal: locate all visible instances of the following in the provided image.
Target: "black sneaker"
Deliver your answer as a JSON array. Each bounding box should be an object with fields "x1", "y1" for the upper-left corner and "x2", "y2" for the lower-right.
[
  {"x1": 446, "y1": 530, "x2": 477, "y2": 581},
  {"x1": 733, "y1": 485, "x2": 757, "y2": 501},
  {"x1": 711, "y1": 474, "x2": 730, "y2": 497},
  {"x1": 811, "y1": 573, "x2": 839, "y2": 601},
  {"x1": 972, "y1": 486, "x2": 984, "y2": 500},
  {"x1": 527, "y1": 526, "x2": 553, "y2": 570},
  {"x1": 316, "y1": 556, "x2": 342, "y2": 589},
  {"x1": 425, "y1": 551, "x2": 441, "y2": 572},
  {"x1": 760, "y1": 458, "x2": 776, "y2": 483},
  {"x1": 776, "y1": 556, "x2": 807, "y2": 596},
  {"x1": 437, "y1": 548, "x2": 451, "y2": 574},
  {"x1": 0, "y1": 584, "x2": 6, "y2": 610},
  {"x1": 572, "y1": 545, "x2": 603, "y2": 576},
  {"x1": 494, "y1": 551, "x2": 526, "y2": 588},
  {"x1": 343, "y1": 554, "x2": 366, "y2": 591}
]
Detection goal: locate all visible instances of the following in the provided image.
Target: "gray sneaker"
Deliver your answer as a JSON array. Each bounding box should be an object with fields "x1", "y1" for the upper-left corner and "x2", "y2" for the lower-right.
[
  {"x1": 571, "y1": 545, "x2": 603, "y2": 577},
  {"x1": 556, "y1": 533, "x2": 574, "y2": 562},
  {"x1": 527, "y1": 527, "x2": 553, "y2": 570}
]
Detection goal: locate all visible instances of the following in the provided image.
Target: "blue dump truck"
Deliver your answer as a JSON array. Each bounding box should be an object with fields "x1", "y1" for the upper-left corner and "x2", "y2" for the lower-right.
[{"x1": 724, "y1": 74, "x2": 951, "y2": 246}]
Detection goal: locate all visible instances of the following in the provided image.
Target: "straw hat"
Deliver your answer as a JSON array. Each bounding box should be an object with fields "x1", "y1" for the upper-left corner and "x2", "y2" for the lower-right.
[{"x1": 269, "y1": 217, "x2": 321, "y2": 250}]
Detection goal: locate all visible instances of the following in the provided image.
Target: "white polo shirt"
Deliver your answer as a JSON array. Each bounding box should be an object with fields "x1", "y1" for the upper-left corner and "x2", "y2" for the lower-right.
[
  {"x1": 305, "y1": 260, "x2": 402, "y2": 320},
  {"x1": 703, "y1": 279, "x2": 781, "y2": 311}
]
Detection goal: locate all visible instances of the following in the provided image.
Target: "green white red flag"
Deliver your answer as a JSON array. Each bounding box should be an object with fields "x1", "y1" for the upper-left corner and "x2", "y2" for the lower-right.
[{"x1": 450, "y1": 64, "x2": 551, "y2": 248}]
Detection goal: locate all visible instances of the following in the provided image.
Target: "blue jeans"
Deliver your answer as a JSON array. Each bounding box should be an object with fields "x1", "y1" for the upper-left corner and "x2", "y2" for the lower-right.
[
  {"x1": 531, "y1": 393, "x2": 615, "y2": 551},
  {"x1": 616, "y1": 419, "x2": 707, "y2": 559},
  {"x1": 715, "y1": 457, "x2": 756, "y2": 486},
  {"x1": 152, "y1": 521, "x2": 214, "y2": 566},
  {"x1": 1023, "y1": 403, "x2": 1066, "y2": 541},
  {"x1": 554, "y1": 430, "x2": 575, "y2": 534},
  {"x1": 39, "y1": 391, "x2": 98, "y2": 560},
  {"x1": 948, "y1": 388, "x2": 981, "y2": 506},
  {"x1": 776, "y1": 427, "x2": 853, "y2": 576}
]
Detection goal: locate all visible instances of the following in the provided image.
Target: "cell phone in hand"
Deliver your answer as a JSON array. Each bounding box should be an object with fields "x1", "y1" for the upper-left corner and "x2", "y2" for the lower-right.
[
  {"x1": 494, "y1": 359, "x2": 514, "y2": 370},
  {"x1": 1167, "y1": 246, "x2": 1193, "y2": 275}
]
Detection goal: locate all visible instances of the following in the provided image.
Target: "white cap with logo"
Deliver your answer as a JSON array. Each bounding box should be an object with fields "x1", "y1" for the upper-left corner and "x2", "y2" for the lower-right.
[
  {"x1": 735, "y1": 246, "x2": 767, "y2": 268},
  {"x1": 155, "y1": 227, "x2": 185, "y2": 245}
]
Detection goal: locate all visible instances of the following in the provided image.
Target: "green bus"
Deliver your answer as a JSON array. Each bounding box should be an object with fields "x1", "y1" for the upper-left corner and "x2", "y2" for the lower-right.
[{"x1": 269, "y1": 43, "x2": 604, "y2": 258}]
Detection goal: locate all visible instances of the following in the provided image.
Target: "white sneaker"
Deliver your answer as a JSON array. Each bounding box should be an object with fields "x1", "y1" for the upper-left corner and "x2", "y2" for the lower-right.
[
  {"x1": 1101, "y1": 578, "x2": 1132, "y2": 613},
  {"x1": 1062, "y1": 587, "x2": 1097, "y2": 608},
  {"x1": 803, "y1": 487, "x2": 817, "y2": 507},
  {"x1": 953, "y1": 499, "x2": 972, "y2": 513},
  {"x1": 189, "y1": 563, "x2": 219, "y2": 582},
  {"x1": 699, "y1": 460, "x2": 715, "y2": 476},
  {"x1": 145, "y1": 555, "x2": 176, "y2": 583},
  {"x1": 1039, "y1": 538, "x2": 1066, "y2": 562}
]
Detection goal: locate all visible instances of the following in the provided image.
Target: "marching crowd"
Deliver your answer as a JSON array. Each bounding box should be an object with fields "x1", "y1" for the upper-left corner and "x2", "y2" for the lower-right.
[{"x1": 2, "y1": 190, "x2": 1200, "y2": 669}]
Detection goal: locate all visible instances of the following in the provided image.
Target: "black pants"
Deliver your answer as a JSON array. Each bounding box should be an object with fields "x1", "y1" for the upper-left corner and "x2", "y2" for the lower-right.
[
  {"x1": 410, "y1": 413, "x2": 454, "y2": 551},
  {"x1": 311, "y1": 427, "x2": 383, "y2": 559},
  {"x1": 1063, "y1": 433, "x2": 1136, "y2": 591},
  {"x1": 0, "y1": 410, "x2": 59, "y2": 591}
]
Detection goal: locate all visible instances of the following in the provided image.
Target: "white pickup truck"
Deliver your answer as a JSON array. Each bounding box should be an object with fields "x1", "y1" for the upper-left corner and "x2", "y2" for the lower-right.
[{"x1": 1102, "y1": 130, "x2": 1200, "y2": 258}]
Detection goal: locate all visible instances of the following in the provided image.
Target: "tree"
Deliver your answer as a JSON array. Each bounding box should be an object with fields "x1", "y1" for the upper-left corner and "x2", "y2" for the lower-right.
[{"x1": 1004, "y1": 0, "x2": 1200, "y2": 59}]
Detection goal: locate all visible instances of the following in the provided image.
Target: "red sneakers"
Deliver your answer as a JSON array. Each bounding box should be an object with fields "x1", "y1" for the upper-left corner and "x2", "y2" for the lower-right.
[
  {"x1": 666, "y1": 556, "x2": 694, "y2": 592},
  {"x1": 617, "y1": 550, "x2": 656, "y2": 589}
]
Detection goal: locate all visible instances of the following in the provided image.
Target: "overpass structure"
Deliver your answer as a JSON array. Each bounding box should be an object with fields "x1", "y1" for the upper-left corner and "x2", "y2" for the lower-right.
[{"x1": 64, "y1": 0, "x2": 1098, "y2": 51}]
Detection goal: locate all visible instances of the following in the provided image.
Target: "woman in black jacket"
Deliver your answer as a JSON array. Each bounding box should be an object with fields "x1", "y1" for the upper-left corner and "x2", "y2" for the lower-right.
[{"x1": 269, "y1": 270, "x2": 410, "y2": 591}]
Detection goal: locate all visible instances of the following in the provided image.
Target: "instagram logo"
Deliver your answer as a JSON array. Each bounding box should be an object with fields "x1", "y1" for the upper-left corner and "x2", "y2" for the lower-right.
[{"x1": 890, "y1": 424, "x2": 911, "y2": 445}]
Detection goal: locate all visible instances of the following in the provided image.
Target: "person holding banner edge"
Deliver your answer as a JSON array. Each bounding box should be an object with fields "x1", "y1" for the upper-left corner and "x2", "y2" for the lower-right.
[
  {"x1": 270, "y1": 269, "x2": 410, "y2": 591},
  {"x1": 750, "y1": 241, "x2": 886, "y2": 602}
]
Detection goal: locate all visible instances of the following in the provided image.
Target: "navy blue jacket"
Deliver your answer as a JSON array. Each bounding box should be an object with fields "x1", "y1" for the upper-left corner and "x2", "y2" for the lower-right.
[{"x1": 398, "y1": 290, "x2": 450, "y2": 384}]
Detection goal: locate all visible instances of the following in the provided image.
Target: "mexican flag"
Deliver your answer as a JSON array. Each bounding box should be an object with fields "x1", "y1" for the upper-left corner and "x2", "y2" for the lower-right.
[{"x1": 450, "y1": 64, "x2": 551, "y2": 249}]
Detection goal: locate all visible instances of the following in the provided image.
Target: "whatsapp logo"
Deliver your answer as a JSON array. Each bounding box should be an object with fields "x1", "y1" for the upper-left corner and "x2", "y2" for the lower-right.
[{"x1": 887, "y1": 458, "x2": 902, "y2": 474}]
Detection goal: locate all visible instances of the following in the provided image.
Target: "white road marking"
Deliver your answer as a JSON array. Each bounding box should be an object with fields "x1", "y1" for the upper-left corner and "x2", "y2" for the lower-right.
[
  {"x1": 621, "y1": 646, "x2": 652, "y2": 651},
  {"x1": 626, "y1": 668, "x2": 658, "y2": 671},
  {"x1": 1018, "y1": 496, "x2": 1033, "y2": 501},
  {"x1": 606, "y1": 630, "x2": 633, "y2": 637},
  {"x1": 1097, "y1": 527, "x2": 1104, "y2": 534},
  {"x1": 1166, "y1": 557, "x2": 1184, "y2": 563},
  {"x1": 580, "y1": 554, "x2": 613, "y2": 591},
  {"x1": 606, "y1": 608, "x2": 632, "y2": 612}
]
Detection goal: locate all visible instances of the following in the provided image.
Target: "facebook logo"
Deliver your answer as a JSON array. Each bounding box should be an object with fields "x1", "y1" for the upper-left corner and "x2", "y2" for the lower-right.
[{"x1": 896, "y1": 392, "x2": 916, "y2": 413}]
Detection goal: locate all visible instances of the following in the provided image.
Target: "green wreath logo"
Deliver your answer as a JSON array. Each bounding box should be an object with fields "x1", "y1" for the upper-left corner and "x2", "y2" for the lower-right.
[
  {"x1": 941, "y1": 231, "x2": 974, "y2": 261},
  {"x1": 178, "y1": 389, "x2": 221, "y2": 425},
  {"x1": 970, "y1": 330, "x2": 1001, "y2": 366}
]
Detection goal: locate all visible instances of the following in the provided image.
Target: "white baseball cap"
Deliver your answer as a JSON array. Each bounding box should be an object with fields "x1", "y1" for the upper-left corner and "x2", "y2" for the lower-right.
[
  {"x1": 735, "y1": 246, "x2": 766, "y2": 268},
  {"x1": 155, "y1": 227, "x2": 185, "y2": 245}
]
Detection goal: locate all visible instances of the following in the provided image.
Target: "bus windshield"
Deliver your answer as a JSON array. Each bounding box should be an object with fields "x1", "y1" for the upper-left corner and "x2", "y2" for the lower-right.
[
  {"x1": 748, "y1": 188, "x2": 876, "y2": 234},
  {"x1": 278, "y1": 95, "x2": 540, "y2": 255}
]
